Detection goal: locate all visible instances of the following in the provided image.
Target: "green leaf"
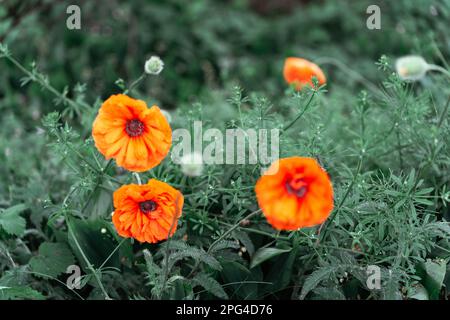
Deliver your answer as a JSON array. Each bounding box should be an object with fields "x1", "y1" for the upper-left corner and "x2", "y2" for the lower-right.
[
  {"x1": 167, "y1": 245, "x2": 222, "y2": 272},
  {"x1": 418, "y1": 259, "x2": 447, "y2": 300},
  {"x1": 0, "y1": 204, "x2": 27, "y2": 236},
  {"x1": 0, "y1": 286, "x2": 45, "y2": 300},
  {"x1": 221, "y1": 261, "x2": 262, "y2": 299},
  {"x1": 313, "y1": 286, "x2": 346, "y2": 300},
  {"x1": 29, "y1": 242, "x2": 75, "y2": 278},
  {"x1": 300, "y1": 265, "x2": 338, "y2": 300},
  {"x1": 250, "y1": 247, "x2": 291, "y2": 269},
  {"x1": 193, "y1": 274, "x2": 228, "y2": 299},
  {"x1": 380, "y1": 269, "x2": 402, "y2": 300},
  {"x1": 264, "y1": 246, "x2": 299, "y2": 294},
  {"x1": 67, "y1": 218, "x2": 121, "y2": 271},
  {"x1": 209, "y1": 240, "x2": 240, "y2": 253},
  {"x1": 408, "y1": 284, "x2": 429, "y2": 300}
]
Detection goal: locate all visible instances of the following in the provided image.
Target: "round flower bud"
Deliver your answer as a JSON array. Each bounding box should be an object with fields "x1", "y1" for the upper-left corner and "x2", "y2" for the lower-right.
[
  {"x1": 180, "y1": 152, "x2": 204, "y2": 177},
  {"x1": 144, "y1": 56, "x2": 164, "y2": 75},
  {"x1": 395, "y1": 55, "x2": 429, "y2": 81}
]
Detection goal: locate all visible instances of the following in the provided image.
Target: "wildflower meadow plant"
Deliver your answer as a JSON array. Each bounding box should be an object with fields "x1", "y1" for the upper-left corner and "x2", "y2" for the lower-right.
[{"x1": 0, "y1": 1, "x2": 449, "y2": 302}]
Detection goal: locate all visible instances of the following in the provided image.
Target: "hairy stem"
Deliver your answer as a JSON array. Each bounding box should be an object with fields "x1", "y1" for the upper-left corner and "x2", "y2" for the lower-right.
[
  {"x1": 282, "y1": 91, "x2": 316, "y2": 133},
  {"x1": 187, "y1": 209, "x2": 262, "y2": 279},
  {"x1": 65, "y1": 214, "x2": 111, "y2": 300},
  {"x1": 2, "y1": 53, "x2": 89, "y2": 110},
  {"x1": 316, "y1": 156, "x2": 363, "y2": 245}
]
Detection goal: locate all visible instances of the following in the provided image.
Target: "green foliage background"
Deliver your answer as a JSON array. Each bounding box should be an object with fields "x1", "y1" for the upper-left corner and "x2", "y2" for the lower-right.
[{"x1": 0, "y1": 0, "x2": 450, "y2": 300}]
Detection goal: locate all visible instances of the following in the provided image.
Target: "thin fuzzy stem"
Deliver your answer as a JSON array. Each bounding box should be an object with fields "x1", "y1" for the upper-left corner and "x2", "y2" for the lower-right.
[
  {"x1": 208, "y1": 209, "x2": 262, "y2": 254},
  {"x1": 187, "y1": 209, "x2": 262, "y2": 279},
  {"x1": 217, "y1": 220, "x2": 290, "y2": 240},
  {"x1": 133, "y1": 172, "x2": 142, "y2": 185},
  {"x1": 17, "y1": 270, "x2": 85, "y2": 300},
  {"x1": 427, "y1": 64, "x2": 450, "y2": 80},
  {"x1": 65, "y1": 214, "x2": 111, "y2": 300},
  {"x1": 159, "y1": 194, "x2": 183, "y2": 299},
  {"x1": 2, "y1": 54, "x2": 89, "y2": 111},
  {"x1": 316, "y1": 57, "x2": 383, "y2": 99},
  {"x1": 396, "y1": 130, "x2": 404, "y2": 170},
  {"x1": 282, "y1": 91, "x2": 316, "y2": 133},
  {"x1": 437, "y1": 96, "x2": 450, "y2": 128},
  {"x1": 81, "y1": 159, "x2": 114, "y2": 213},
  {"x1": 54, "y1": 128, "x2": 121, "y2": 185},
  {"x1": 316, "y1": 156, "x2": 363, "y2": 245},
  {"x1": 123, "y1": 72, "x2": 147, "y2": 95},
  {"x1": 98, "y1": 238, "x2": 127, "y2": 270}
]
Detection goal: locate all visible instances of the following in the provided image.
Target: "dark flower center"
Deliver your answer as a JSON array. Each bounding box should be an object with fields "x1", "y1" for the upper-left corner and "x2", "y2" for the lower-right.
[
  {"x1": 139, "y1": 200, "x2": 157, "y2": 213},
  {"x1": 286, "y1": 177, "x2": 308, "y2": 198},
  {"x1": 126, "y1": 119, "x2": 145, "y2": 137}
]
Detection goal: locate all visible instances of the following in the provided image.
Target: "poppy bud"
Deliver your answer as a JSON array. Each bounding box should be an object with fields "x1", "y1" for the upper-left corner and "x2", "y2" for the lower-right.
[
  {"x1": 144, "y1": 56, "x2": 164, "y2": 75},
  {"x1": 180, "y1": 152, "x2": 204, "y2": 177},
  {"x1": 395, "y1": 55, "x2": 429, "y2": 81}
]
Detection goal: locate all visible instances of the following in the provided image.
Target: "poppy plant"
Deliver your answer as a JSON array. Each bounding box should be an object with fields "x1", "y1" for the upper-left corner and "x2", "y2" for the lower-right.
[
  {"x1": 283, "y1": 57, "x2": 326, "y2": 90},
  {"x1": 112, "y1": 179, "x2": 184, "y2": 243},
  {"x1": 92, "y1": 94, "x2": 172, "y2": 172},
  {"x1": 255, "y1": 157, "x2": 334, "y2": 230}
]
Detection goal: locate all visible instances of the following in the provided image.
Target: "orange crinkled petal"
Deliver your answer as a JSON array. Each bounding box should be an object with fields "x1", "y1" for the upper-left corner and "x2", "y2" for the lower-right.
[
  {"x1": 283, "y1": 57, "x2": 327, "y2": 90},
  {"x1": 255, "y1": 157, "x2": 334, "y2": 231},
  {"x1": 92, "y1": 94, "x2": 172, "y2": 172},
  {"x1": 112, "y1": 179, "x2": 184, "y2": 244}
]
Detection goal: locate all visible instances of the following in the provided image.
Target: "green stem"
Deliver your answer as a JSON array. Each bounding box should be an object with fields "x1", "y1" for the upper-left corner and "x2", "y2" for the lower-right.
[
  {"x1": 187, "y1": 209, "x2": 262, "y2": 279},
  {"x1": 65, "y1": 214, "x2": 111, "y2": 300},
  {"x1": 3, "y1": 54, "x2": 88, "y2": 110},
  {"x1": 18, "y1": 270, "x2": 85, "y2": 300},
  {"x1": 209, "y1": 209, "x2": 261, "y2": 254},
  {"x1": 133, "y1": 172, "x2": 142, "y2": 185},
  {"x1": 81, "y1": 159, "x2": 114, "y2": 213},
  {"x1": 282, "y1": 91, "x2": 316, "y2": 133},
  {"x1": 316, "y1": 57, "x2": 383, "y2": 99},
  {"x1": 123, "y1": 72, "x2": 147, "y2": 95},
  {"x1": 427, "y1": 64, "x2": 450, "y2": 80},
  {"x1": 437, "y1": 96, "x2": 450, "y2": 128},
  {"x1": 98, "y1": 238, "x2": 127, "y2": 270},
  {"x1": 159, "y1": 194, "x2": 183, "y2": 299},
  {"x1": 396, "y1": 130, "x2": 404, "y2": 170},
  {"x1": 217, "y1": 220, "x2": 290, "y2": 240},
  {"x1": 316, "y1": 156, "x2": 363, "y2": 245}
]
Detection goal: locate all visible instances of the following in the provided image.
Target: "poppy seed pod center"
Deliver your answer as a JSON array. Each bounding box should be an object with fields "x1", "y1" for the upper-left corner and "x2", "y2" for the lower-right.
[
  {"x1": 126, "y1": 119, "x2": 145, "y2": 137},
  {"x1": 286, "y1": 177, "x2": 308, "y2": 198},
  {"x1": 140, "y1": 200, "x2": 157, "y2": 213}
]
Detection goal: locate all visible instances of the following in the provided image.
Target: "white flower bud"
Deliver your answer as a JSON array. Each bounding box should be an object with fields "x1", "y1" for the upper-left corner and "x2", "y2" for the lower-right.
[
  {"x1": 180, "y1": 152, "x2": 204, "y2": 177},
  {"x1": 395, "y1": 55, "x2": 429, "y2": 81},
  {"x1": 144, "y1": 56, "x2": 164, "y2": 75}
]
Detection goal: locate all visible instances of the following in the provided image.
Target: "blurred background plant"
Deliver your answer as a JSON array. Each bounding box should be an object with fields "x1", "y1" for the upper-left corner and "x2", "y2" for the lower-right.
[{"x1": 0, "y1": 0, "x2": 450, "y2": 300}]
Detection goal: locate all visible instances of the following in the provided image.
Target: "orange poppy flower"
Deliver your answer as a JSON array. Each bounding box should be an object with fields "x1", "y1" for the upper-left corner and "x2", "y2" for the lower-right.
[
  {"x1": 92, "y1": 94, "x2": 172, "y2": 172},
  {"x1": 283, "y1": 57, "x2": 326, "y2": 90},
  {"x1": 112, "y1": 179, "x2": 184, "y2": 243},
  {"x1": 255, "y1": 157, "x2": 333, "y2": 230}
]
